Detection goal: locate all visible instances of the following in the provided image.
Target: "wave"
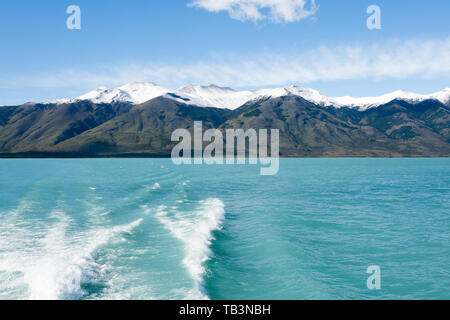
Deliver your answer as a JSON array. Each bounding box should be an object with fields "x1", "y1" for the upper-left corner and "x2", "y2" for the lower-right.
[
  {"x1": 0, "y1": 203, "x2": 143, "y2": 300},
  {"x1": 155, "y1": 198, "x2": 226, "y2": 300},
  {"x1": 143, "y1": 183, "x2": 161, "y2": 192}
]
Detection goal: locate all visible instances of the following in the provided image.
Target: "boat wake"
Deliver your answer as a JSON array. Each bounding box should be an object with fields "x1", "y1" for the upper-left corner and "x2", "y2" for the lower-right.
[
  {"x1": 155, "y1": 198, "x2": 226, "y2": 300},
  {"x1": 0, "y1": 200, "x2": 143, "y2": 300}
]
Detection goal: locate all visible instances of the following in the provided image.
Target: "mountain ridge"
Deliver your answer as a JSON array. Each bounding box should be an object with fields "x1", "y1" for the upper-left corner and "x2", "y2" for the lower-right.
[
  {"x1": 48, "y1": 82, "x2": 450, "y2": 111},
  {"x1": 1, "y1": 94, "x2": 449, "y2": 158}
]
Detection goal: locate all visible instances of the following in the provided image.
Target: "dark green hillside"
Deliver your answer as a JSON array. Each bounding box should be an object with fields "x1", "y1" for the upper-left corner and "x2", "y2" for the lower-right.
[{"x1": 0, "y1": 95, "x2": 449, "y2": 157}]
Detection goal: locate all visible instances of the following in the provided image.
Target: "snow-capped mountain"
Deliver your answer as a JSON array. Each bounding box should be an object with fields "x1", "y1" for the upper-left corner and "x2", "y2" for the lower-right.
[
  {"x1": 252, "y1": 86, "x2": 337, "y2": 107},
  {"x1": 51, "y1": 82, "x2": 353, "y2": 109},
  {"x1": 56, "y1": 82, "x2": 173, "y2": 105},
  {"x1": 175, "y1": 84, "x2": 336, "y2": 109},
  {"x1": 53, "y1": 82, "x2": 450, "y2": 111},
  {"x1": 333, "y1": 89, "x2": 450, "y2": 110},
  {"x1": 54, "y1": 82, "x2": 253, "y2": 109},
  {"x1": 176, "y1": 84, "x2": 254, "y2": 109}
]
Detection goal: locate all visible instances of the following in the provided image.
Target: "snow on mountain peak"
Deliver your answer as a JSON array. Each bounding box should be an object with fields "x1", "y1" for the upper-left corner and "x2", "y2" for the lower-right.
[
  {"x1": 178, "y1": 84, "x2": 235, "y2": 94},
  {"x1": 176, "y1": 84, "x2": 250, "y2": 109},
  {"x1": 56, "y1": 82, "x2": 172, "y2": 105},
  {"x1": 117, "y1": 82, "x2": 172, "y2": 104},
  {"x1": 430, "y1": 88, "x2": 450, "y2": 104},
  {"x1": 253, "y1": 85, "x2": 336, "y2": 106},
  {"x1": 332, "y1": 88, "x2": 450, "y2": 110},
  {"x1": 51, "y1": 82, "x2": 450, "y2": 111}
]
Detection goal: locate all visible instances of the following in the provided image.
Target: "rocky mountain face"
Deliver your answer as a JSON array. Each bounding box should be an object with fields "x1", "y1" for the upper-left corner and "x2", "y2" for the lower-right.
[
  {"x1": 0, "y1": 95, "x2": 449, "y2": 157},
  {"x1": 226, "y1": 96, "x2": 450, "y2": 157},
  {"x1": 0, "y1": 101, "x2": 132, "y2": 155}
]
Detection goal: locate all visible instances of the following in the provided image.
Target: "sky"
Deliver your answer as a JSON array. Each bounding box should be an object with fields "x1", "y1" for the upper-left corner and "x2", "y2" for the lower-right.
[{"x1": 0, "y1": 0, "x2": 449, "y2": 105}]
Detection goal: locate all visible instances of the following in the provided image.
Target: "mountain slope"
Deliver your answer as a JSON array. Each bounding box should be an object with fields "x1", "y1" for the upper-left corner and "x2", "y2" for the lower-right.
[
  {"x1": 50, "y1": 97, "x2": 232, "y2": 156},
  {"x1": 0, "y1": 95, "x2": 449, "y2": 157},
  {"x1": 0, "y1": 101, "x2": 132, "y2": 153},
  {"x1": 221, "y1": 96, "x2": 450, "y2": 157}
]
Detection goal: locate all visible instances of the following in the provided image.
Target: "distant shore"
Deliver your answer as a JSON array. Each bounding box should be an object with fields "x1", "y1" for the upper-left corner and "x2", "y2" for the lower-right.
[{"x1": 0, "y1": 153, "x2": 448, "y2": 159}]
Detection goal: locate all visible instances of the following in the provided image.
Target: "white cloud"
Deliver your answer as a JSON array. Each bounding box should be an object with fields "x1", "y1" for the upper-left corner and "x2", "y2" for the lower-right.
[
  {"x1": 188, "y1": 0, "x2": 318, "y2": 23},
  {"x1": 1, "y1": 38, "x2": 450, "y2": 94}
]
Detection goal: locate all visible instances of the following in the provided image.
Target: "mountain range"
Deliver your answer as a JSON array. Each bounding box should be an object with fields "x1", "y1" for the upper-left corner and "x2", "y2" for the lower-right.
[
  {"x1": 1, "y1": 82, "x2": 449, "y2": 158},
  {"x1": 54, "y1": 82, "x2": 450, "y2": 110}
]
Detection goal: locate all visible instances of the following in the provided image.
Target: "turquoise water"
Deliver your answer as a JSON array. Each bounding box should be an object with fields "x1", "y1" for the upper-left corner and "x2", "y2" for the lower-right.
[{"x1": 0, "y1": 159, "x2": 448, "y2": 300}]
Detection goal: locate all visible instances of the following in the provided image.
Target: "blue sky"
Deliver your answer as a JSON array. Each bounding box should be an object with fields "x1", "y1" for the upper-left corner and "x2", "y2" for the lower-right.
[{"x1": 0, "y1": 0, "x2": 449, "y2": 105}]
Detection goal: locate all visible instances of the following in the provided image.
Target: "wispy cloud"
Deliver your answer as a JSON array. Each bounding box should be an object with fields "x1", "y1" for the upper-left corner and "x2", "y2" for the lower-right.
[
  {"x1": 188, "y1": 0, "x2": 318, "y2": 23},
  {"x1": 1, "y1": 38, "x2": 449, "y2": 93}
]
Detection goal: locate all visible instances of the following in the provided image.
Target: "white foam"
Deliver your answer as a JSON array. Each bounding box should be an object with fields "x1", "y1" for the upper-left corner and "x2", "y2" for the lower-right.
[
  {"x1": 152, "y1": 183, "x2": 161, "y2": 190},
  {"x1": 0, "y1": 204, "x2": 143, "y2": 300},
  {"x1": 180, "y1": 180, "x2": 190, "y2": 186},
  {"x1": 144, "y1": 183, "x2": 161, "y2": 192},
  {"x1": 155, "y1": 198, "x2": 225, "y2": 300}
]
